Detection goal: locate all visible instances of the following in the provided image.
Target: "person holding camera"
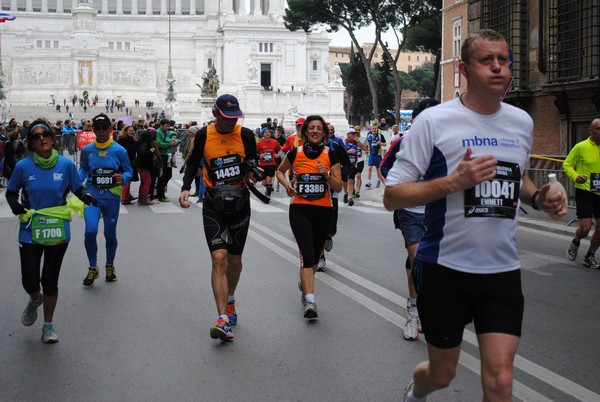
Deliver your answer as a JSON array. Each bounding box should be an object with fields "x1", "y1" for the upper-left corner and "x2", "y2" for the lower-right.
[
  {"x1": 179, "y1": 94, "x2": 260, "y2": 341},
  {"x1": 275, "y1": 115, "x2": 342, "y2": 320}
]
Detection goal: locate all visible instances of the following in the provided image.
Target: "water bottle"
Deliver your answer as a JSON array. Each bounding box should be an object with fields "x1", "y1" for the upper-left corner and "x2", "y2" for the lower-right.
[{"x1": 547, "y1": 173, "x2": 568, "y2": 221}]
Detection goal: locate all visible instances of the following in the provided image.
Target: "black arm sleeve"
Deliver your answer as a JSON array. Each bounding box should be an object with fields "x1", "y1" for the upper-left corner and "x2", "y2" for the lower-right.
[
  {"x1": 332, "y1": 142, "x2": 350, "y2": 167},
  {"x1": 328, "y1": 149, "x2": 340, "y2": 167},
  {"x1": 73, "y1": 187, "x2": 87, "y2": 200},
  {"x1": 181, "y1": 127, "x2": 207, "y2": 191},
  {"x1": 381, "y1": 139, "x2": 402, "y2": 179},
  {"x1": 5, "y1": 189, "x2": 20, "y2": 209},
  {"x1": 241, "y1": 128, "x2": 258, "y2": 162}
]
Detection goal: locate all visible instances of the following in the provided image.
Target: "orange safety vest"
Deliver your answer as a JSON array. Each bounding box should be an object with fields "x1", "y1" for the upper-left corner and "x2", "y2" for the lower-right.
[
  {"x1": 202, "y1": 123, "x2": 246, "y2": 189},
  {"x1": 292, "y1": 145, "x2": 332, "y2": 207}
]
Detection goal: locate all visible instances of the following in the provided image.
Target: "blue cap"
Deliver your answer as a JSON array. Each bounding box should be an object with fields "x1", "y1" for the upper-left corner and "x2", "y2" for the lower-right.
[{"x1": 214, "y1": 94, "x2": 244, "y2": 119}]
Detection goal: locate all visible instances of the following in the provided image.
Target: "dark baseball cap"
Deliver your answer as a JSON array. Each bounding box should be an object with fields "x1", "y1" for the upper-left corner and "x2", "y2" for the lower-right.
[
  {"x1": 214, "y1": 94, "x2": 244, "y2": 119},
  {"x1": 92, "y1": 113, "x2": 111, "y2": 127},
  {"x1": 412, "y1": 98, "x2": 440, "y2": 119}
]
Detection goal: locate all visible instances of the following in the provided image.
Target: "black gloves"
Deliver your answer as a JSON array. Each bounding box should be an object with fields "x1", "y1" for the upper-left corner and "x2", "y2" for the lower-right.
[
  {"x1": 82, "y1": 193, "x2": 99, "y2": 206},
  {"x1": 10, "y1": 203, "x2": 27, "y2": 216}
]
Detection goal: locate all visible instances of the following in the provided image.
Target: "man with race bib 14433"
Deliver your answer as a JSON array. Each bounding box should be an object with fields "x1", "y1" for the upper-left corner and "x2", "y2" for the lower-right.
[{"x1": 179, "y1": 94, "x2": 260, "y2": 341}]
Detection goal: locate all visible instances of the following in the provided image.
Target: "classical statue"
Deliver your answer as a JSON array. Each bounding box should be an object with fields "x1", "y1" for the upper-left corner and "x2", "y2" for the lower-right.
[
  {"x1": 199, "y1": 67, "x2": 219, "y2": 97},
  {"x1": 330, "y1": 63, "x2": 343, "y2": 85},
  {"x1": 247, "y1": 58, "x2": 258, "y2": 83}
]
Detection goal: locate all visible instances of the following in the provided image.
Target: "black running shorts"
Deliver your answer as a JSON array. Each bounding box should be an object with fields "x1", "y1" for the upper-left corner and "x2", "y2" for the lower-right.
[
  {"x1": 202, "y1": 197, "x2": 251, "y2": 255},
  {"x1": 413, "y1": 261, "x2": 524, "y2": 349}
]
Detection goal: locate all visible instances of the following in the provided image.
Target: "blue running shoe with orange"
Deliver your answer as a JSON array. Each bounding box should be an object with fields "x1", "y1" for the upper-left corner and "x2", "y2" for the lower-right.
[
  {"x1": 210, "y1": 318, "x2": 234, "y2": 340},
  {"x1": 226, "y1": 302, "x2": 238, "y2": 325}
]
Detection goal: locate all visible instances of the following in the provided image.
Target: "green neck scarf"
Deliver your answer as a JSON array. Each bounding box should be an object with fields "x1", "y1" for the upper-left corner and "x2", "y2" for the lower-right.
[{"x1": 33, "y1": 149, "x2": 59, "y2": 169}]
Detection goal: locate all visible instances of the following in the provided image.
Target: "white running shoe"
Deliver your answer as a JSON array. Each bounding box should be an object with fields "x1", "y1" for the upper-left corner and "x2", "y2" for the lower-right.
[
  {"x1": 317, "y1": 257, "x2": 326, "y2": 272},
  {"x1": 41, "y1": 323, "x2": 59, "y2": 344},
  {"x1": 403, "y1": 314, "x2": 419, "y2": 341},
  {"x1": 22, "y1": 295, "x2": 43, "y2": 327}
]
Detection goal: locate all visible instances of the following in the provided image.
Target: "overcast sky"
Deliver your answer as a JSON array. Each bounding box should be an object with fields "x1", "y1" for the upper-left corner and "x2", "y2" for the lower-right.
[{"x1": 327, "y1": 25, "x2": 401, "y2": 47}]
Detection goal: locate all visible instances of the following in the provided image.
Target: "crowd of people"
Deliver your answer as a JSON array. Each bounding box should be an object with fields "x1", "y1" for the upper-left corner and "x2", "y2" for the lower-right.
[{"x1": 3, "y1": 27, "x2": 594, "y2": 401}]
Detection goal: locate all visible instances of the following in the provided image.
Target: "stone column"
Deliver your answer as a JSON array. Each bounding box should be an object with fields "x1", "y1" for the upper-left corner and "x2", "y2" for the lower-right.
[
  {"x1": 71, "y1": 0, "x2": 76, "y2": 10},
  {"x1": 175, "y1": 0, "x2": 181, "y2": 15},
  {"x1": 271, "y1": 0, "x2": 284, "y2": 14},
  {"x1": 26, "y1": 0, "x2": 32, "y2": 12},
  {"x1": 10, "y1": 0, "x2": 16, "y2": 12},
  {"x1": 237, "y1": 0, "x2": 247, "y2": 16},
  {"x1": 41, "y1": 0, "x2": 48, "y2": 13},
  {"x1": 131, "y1": 0, "x2": 138, "y2": 15},
  {"x1": 204, "y1": 0, "x2": 218, "y2": 16},
  {"x1": 251, "y1": 0, "x2": 261, "y2": 16},
  {"x1": 161, "y1": 0, "x2": 167, "y2": 15},
  {"x1": 102, "y1": 0, "x2": 108, "y2": 15},
  {"x1": 189, "y1": 0, "x2": 195, "y2": 15},
  {"x1": 56, "y1": 0, "x2": 63, "y2": 13},
  {"x1": 222, "y1": 0, "x2": 233, "y2": 13},
  {"x1": 116, "y1": 0, "x2": 123, "y2": 14},
  {"x1": 146, "y1": 0, "x2": 153, "y2": 15}
]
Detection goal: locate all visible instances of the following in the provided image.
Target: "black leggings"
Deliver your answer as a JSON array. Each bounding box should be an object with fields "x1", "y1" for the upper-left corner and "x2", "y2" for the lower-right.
[
  {"x1": 19, "y1": 242, "x2": 69, "y2": 296},
  {"x1": 289, "y1": 204, "x2": 332, "y2": 268}
]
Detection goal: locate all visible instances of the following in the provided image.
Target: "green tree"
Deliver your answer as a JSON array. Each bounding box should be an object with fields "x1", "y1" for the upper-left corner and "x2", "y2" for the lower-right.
[
  {"x1": 344, "y1": 53, "x2": 373, "y2": 125},
  {"x1": 284, "y1": 0, "x2": 383, "y2": 118},
  {"x1": 402, "y1": 0, "x2": 442, "y2": 98},
  {"x1": 409, "y1": 61, "x2": 436, "y2": 97}
]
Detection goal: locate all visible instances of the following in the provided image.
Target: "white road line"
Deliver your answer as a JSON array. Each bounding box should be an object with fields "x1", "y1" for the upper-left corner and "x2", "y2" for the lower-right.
[
  {"x1": 339, "y1": 204, "x2": 387, "y2": 214},
  {"x1": 250, "y1": 221, "x2": 600, "y2": 402}
]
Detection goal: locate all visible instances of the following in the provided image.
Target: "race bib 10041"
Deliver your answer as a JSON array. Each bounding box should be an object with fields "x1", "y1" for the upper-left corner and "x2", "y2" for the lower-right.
[{"x1": 464, "y1": 160, "x2": 521, "y2": 219}]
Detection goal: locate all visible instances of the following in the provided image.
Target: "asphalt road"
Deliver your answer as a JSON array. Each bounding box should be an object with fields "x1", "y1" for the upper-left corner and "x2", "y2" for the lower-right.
[{"x1": 0, "y1": 173, "x2": 598, "y2": 401}]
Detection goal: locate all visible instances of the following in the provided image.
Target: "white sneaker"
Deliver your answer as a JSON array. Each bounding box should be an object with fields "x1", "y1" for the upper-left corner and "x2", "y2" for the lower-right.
[
  {"x1": 317, "y1": 257, "x2": 326, "y2": 272},
  {"x1": 22, "y1": 295, "x2": 43, "y2": 327},
  {"x1": 402, "y1": 380, "x2": 416, "y2": 402},
  {"x1": 304, "y1": 301, "x2": 318, "y2": 319},
  {"x1": 41, "y1": 323, "x2": 59, "y2": 344},
  {"x1": 403, "y1": 314, "x2": 419, "y2": 341}
]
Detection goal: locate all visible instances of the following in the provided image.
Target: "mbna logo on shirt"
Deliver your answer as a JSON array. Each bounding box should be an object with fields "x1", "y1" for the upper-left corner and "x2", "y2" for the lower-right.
[{"x1": 461, "y1": 136, "x2": 499, "y2": 147}]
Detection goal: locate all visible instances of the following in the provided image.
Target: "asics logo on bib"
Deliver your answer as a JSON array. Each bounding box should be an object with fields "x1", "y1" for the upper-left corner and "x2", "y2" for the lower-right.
[
  {"x1": 461, "y1": 136, "x2": 499, "y2": 147},
  {"x1": 467, "y1": 207, "x2": 489, "y2": 215}
]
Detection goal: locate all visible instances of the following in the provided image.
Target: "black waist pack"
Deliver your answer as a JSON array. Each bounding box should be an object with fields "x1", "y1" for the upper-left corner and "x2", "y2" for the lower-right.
[{"x1": 205, "y1": 185, "x2": 249, "y2": 214}]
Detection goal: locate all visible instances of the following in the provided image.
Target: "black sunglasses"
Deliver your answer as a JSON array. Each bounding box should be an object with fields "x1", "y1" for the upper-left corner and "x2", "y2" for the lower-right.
[
  {"x1": 31, "y1": 131, "x2": 53, "y2": 140},
  {"x1": 93, "y1": 125, "x2": 110, "y2": 131}
]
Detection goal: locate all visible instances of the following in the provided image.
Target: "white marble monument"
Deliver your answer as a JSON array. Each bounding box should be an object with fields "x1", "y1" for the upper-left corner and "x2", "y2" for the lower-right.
[{"x1": 0, "y1": 0, "x2": 348, "y2": 129}]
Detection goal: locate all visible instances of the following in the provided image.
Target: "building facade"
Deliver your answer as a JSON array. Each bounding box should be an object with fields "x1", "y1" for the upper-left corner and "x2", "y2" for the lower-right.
[
  {"x1": 0, "y1": 0, "x2": 347, "y2": 127},
  {"x1": 441, "y1": 0, "x2": 600, "y2": 155},
  {"x1": 328, "y1": 43, "x2": 435, "y2": 74}
]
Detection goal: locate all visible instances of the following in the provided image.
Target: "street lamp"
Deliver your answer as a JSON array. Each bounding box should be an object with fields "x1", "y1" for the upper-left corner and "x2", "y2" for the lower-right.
[{"x1": 165, "y1": 0, "x2": 176, "y2": 118}]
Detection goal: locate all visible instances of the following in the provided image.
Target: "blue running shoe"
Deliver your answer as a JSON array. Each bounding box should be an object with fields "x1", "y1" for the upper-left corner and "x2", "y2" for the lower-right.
[
  {"x1": 41, "y1": 323, "x2": 59, "y2": 344},
  {"x1": 22, "y1": 295, "x2": 43, "y2": 327},
  {"x1": 226, "y1": 302, "x2": 238, "y2": 325},
  {"x1": 210, "y1": 318, "x2": 234, "y2": 340}
]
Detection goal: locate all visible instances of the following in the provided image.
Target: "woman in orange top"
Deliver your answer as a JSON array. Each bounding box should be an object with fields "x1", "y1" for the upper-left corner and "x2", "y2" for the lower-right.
[{"x1": 276, "y1": 115, "x2": 342, "y2": 319}]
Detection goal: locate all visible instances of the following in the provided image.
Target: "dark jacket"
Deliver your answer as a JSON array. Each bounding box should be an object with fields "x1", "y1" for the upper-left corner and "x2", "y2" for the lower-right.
[{"x1": 136, "y1": 131, "x2": 155, "y2": 170}]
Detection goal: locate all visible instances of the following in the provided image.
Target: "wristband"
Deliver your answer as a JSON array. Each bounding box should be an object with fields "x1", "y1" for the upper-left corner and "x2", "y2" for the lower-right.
[
  {"x1": 531, "y1": 190, "x2": 540, "y2": 211},
  {"x1": 325, "y1": 171, "x2": 332, "y2": 180}
]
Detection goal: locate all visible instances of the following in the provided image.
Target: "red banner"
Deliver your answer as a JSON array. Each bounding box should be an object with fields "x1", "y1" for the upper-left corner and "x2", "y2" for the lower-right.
[{"x1": 76, "y1": 130, "x2": 96, "y2": 150}]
